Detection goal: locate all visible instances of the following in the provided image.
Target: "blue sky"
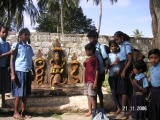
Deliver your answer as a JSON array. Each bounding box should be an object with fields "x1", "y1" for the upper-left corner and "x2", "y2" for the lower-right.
[{"x1": 24, "y1": 0, "x2": 152, "y2": 37}]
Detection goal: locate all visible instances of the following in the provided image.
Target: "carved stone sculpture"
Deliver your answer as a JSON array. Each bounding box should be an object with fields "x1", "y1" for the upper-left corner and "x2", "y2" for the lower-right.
[
  {"x1": 69, "y1": 52, "x2": 80, "y2": 84},
  {"x1": 34, "y1": 48, "x2": 45, "y2": 84}
]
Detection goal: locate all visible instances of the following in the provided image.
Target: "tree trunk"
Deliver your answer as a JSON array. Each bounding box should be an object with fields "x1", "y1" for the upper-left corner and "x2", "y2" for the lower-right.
[
  {"x1": 98, "y1": 0, "x2": 102, "y2": 36},
  {"x1": 7, "y1": 0, "x2": 10, "y2": 29},
  {"x1": 150, "y1": 0, "x2": 160, "y2": 48},
  {"x1": 61, "y1": 0, "x2": 64, "y2": 35}
]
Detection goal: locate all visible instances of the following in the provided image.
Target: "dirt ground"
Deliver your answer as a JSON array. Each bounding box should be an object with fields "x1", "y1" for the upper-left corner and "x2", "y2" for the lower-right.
[{"x1": 0, "y1": 113, "x2": 92, "y2": 120}]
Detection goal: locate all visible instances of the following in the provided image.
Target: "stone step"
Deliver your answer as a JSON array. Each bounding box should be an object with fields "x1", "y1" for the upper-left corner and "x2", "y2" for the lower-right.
[{"x1": 1, "y1": 94, "x2": 115, "y2": 114}]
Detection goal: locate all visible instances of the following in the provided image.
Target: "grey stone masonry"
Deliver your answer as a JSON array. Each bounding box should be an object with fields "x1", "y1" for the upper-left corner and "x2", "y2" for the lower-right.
[{"x1": 7, "y1": 32, "x2": 152, "y2": 64}]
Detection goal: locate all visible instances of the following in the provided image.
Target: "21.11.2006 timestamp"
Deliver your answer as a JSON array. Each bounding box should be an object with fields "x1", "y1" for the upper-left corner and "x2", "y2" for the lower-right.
[{"x1": 122, "y1": 106, "x2": 147, "y2": 111}]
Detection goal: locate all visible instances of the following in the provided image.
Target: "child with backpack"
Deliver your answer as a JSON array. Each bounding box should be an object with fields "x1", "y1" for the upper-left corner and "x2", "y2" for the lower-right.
[
  {"x1": 87, "y1": 30, "x2": 109, "y2": 108},
  {"x1": 148, "y1": 49, "x2": 160, "y2": 120},
  {"x1": 129, "y1": 60, "x2": 149, "y2": 120},
  {"x1": 10, "y1": 28, "x2": 35, "y2": 119},
  {"x1": 108, "y1": 40, "x2": 122, "y2": 115},
  {"x1": 83, "y1": 42, "x2": 99, "y2": 117}
]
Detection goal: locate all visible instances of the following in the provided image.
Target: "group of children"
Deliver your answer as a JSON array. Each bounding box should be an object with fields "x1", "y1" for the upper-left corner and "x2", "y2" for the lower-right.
[
  {"x1": 0, "y1": 25, "x2": 34, "y2": 119},
  {"x1": 0, "y1": 25, "x2": 160, "y2": 120},
  {"x1": 84, "y1": 30, "x2": 160, "y2": 120}
]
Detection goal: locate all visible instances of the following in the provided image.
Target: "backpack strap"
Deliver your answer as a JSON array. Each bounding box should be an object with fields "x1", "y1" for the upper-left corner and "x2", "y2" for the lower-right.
[
  {"x1": 14, "y1": 43, "x2": 19, "y2": 59},
  {"x1": 98, "y1": 44, "x2": 103, "y2": 58}
]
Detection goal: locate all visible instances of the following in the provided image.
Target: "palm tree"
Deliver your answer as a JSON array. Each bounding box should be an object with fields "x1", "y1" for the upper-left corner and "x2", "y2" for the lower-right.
[
  {"x1": 0, "y1": 0, "x2": 38, "y2": 31},
  {"x1": 109, "y1": 0, "x2": 160, "y2": 48},
  {"x1": 37, "y1": 0, "x2": 79, "y2": 34},
  {"x1": 87, "y1": 0, "x2": 117, "y2": 36},
  {"x1": 132, "y1": 29, "x2": 143, "y2": 40}
]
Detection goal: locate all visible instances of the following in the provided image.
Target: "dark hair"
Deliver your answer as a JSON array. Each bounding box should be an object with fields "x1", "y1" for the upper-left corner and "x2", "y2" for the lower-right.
[
  {"x1": 148, "y1": 49, "x2": 160, "y2": 58},
  {"x1": 114, "y1": 31, "x2": 130, "y2": 41},
  {"x1": 87, "y1": 30, "x2": 98, "y2": 39},
  {"x1": 133, "y1": 60, "x2": 147, "y2": 73},
  {"x1": 0, "y1": 24, "x2": 9, "y2": 31},
  {"x1": 18, "y1": 28, "x2": 31, "y2": 44},
  {"x1": 85, "y1": 42, "x2": 96, "y2": 53},
  {"x1": 109, "y1": 40, "x2": 119, "y2": 47}
]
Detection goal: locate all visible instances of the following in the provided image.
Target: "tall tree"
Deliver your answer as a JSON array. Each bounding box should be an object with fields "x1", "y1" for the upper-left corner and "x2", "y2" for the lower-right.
[
  {"x1": 37, "y1": 0, "x2": 80, "y2": 34},
  {"x1": 150, "y1": 0, "x2": 160, "y2": 48},
  {"x1": 87, "y1": 0, "x2": 117, "y2": 35},
  {"x1": 35, "y1": 7, "x2": 97, "y2": 34},
  {"x1": 0, "y1": 0, "x2": 38, "y2": 31}
]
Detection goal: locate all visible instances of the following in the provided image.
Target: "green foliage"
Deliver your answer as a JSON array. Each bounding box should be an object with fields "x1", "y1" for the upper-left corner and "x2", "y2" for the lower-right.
[
  {"x1": 35, "y1": 7, "x2": 97, "y2": 33},
  {"x1": 103, "y1": 76, "x2": 111, "y2": 93},
  {"x1": 132, "y1": 29, "x2": 143, "y2": 40},
  {"x1": 52, "y1": 114, "x2": 62, "y2": 120},
  {"x1": 0, "y1": 0, "x2": 38, "y2": 31}
]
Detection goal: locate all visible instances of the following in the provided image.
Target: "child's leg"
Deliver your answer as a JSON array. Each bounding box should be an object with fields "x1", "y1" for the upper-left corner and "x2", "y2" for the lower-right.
[
  {"x1": 1, "y1": 93, "x2": 11, "y2": 108},
  {"x1": 21, "y1": 96, "x2": 27, "y2": 113},
  {"x1": 1, "y1": 93, "x2": 5, "y2": 106},
  {"x1": 13, "y1": 97, "x2": 23, "y2": 119},
  {"x1": 21, "y1": 96, "x2": 32, "y2": 118},
  {"x1": 90, "y1": 96, "x2": 97, "y2": 110},
  {"x1": 84, "y1": 96, "x2": 92, "y2": 116}
]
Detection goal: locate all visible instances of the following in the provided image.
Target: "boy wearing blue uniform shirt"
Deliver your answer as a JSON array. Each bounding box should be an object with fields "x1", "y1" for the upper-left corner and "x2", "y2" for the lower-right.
[
  {"x1": 148, "y1": 49, "x2": 160, "y2": 120},
  {"x1": 87, "y1": 30, "x2": 109, "y2": 108}
]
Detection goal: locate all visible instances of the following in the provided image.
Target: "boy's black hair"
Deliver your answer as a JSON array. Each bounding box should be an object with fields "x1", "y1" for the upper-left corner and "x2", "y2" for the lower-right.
[
  {"x1": 0, "y1": 24, "x2": 9, "y2": 31},
  {"x1": 87, "y1": 30, "x2": 98, "y2": 39},
  {"x1": 18, "y1": 28, "x2": 31, "y2": 44},
  {"x1": 109, "y1": 40, "x2": 119, "y2": 47},
  {"x1": 148, "y1": 49, "x2": 160, "y2": 58},
  {"x1": 85, "y1": 42, "x2": 96, "y2": 53},
  {"x1": 114, "y1": 31, "x2": 130, "y2": 41},
  {"x1": 133, "y1": 60, "x2": 147, "y2": 73}
]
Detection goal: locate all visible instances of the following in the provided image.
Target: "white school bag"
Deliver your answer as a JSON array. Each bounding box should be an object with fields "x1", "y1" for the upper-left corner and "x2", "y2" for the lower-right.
[{"x1": 93, "y1": 108, "x2": 109, "y2": 120}]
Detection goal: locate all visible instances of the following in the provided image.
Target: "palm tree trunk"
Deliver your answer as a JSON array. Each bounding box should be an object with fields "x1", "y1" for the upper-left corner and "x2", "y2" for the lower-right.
[
  {"x1": 150, "y1": 0, "x2": 160, "y2": 48},
  {"x1": 7, "y1": 0, "x2": 10, "y2": 29},
  {"x1": 98, "y1": 0, "x2": 102, "y2": 36},
  {"x1": 61, "y1": 0, "x2": 64, "y2": 35}
]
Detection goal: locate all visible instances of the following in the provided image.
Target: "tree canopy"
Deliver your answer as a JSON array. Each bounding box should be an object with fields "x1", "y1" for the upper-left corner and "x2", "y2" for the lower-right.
[{"x1": 35, "y1": 7, "x2": 97, "y2": 34}]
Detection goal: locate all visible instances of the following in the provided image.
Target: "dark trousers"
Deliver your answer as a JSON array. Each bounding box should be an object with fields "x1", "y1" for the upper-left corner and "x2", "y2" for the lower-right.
[
  {"x1": 109, "y1": 76, "x2": 122, "y2": 108},
  {"x1": 96, "y1": 72, "x2": 105, "y2": 108}
]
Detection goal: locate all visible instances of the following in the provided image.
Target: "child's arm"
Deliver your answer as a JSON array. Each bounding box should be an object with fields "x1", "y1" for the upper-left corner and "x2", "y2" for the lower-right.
[
  {"x1": 129, "y1": 72, "x2": 135, "y2": 86},
  {"x1": 132, "y1": 80, "x2": 147, "y2": 92},
  {"x1": 93, "y1": 69, "x2": 98, "y2": 90},
  {"x1": 0, "y1": 49, "x2": 15, "y2": 57},
  {"x1": 109, "y1": 57, "x2": 120, "y2": 67},
  {"x1": 10, "y1": 54, "x2": 16, "y2": 82},
  {"x1": 31, "y1": 61, "x2": 35, "y2": 81}
]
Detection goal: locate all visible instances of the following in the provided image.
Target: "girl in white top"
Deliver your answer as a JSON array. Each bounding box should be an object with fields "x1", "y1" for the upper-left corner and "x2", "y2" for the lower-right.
[{"x1": 108, "y1": 40, "x2": 121, "y2": 115}]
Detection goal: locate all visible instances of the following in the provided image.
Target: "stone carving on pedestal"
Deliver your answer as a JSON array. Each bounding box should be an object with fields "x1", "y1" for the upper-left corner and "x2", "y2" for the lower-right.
[
  {"x1": 68, "y1": 52, "x2": 80, "y2": 84},
  {"x1": 34, "y1": 48, "x2": 45, "y2": 84},
  {"x1": 49, "y1": 37, "x2": 67, "y2": 85}
]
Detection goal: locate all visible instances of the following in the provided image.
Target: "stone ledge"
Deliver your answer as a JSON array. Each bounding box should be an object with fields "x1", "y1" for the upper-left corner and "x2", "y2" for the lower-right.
[{"x1": 1, "y1": 94, "x2": 115, "y2": 114}]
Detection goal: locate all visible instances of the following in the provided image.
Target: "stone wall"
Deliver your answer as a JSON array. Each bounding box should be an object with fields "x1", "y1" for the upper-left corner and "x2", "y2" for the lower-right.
[
  {"x1": 7, "y1": 32, "x2": 152, "y2": 84},
  {"x1": 7, "y1": 32, "x2": 152, "y2": 63}
]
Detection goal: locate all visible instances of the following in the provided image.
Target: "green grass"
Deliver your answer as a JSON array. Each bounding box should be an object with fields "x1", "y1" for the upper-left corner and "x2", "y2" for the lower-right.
[
  {"x1": 51, "y1": 114, "x2": 62, "y2": 120},
  {"x1": 103, "y1": 76, "x2": 111, "y2": 93}
]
